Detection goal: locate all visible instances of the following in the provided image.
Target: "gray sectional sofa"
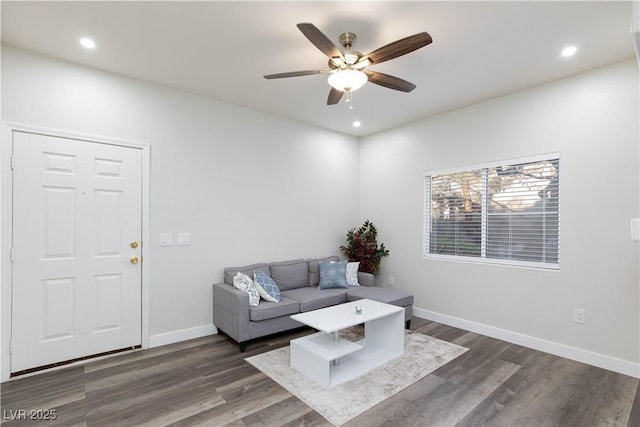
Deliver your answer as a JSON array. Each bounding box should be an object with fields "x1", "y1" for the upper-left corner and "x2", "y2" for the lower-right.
[{"x1": 212, "y1": 256, "x2": 414, "y2": 351}]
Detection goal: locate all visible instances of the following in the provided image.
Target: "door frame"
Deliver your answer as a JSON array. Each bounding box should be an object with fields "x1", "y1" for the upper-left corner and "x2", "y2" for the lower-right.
[{"x1": 0, "y1": 122, "x2": 151, "y2": 381}]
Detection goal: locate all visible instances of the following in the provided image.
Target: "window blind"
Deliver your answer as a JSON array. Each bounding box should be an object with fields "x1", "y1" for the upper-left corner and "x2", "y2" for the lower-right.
[{"x1": 425, "y1": 156, "x2": 560, "y2": 269}]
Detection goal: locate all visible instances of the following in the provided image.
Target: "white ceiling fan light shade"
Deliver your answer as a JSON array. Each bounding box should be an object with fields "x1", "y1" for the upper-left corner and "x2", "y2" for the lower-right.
[{"x1": 327, "y1": 69, "x2": 368, "y2": 92}]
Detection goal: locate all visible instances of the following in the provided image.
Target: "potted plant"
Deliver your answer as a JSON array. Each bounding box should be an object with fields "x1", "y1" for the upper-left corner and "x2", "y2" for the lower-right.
[{"x1": 340, "y1": 220, "x2": 390, "y2": 274}]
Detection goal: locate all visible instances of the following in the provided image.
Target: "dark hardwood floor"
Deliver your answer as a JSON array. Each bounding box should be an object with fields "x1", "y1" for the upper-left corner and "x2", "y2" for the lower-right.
[{"x1": 1, "y1": 318, "x2": 638, "y2": 426}]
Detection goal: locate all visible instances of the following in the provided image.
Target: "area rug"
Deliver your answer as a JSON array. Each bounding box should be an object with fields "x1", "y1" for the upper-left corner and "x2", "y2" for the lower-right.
[{"x1": 245, "y1": 329, "x2": 468, "y2": 426}]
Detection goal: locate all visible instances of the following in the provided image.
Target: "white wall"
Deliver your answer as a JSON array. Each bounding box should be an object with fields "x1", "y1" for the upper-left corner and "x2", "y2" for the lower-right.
[
  {"x1": 1, "y1": 45, "x2": 359, "y2": 351},
  {"x1": 359, "y1": 59, "x2": 640, "y2": 372}
]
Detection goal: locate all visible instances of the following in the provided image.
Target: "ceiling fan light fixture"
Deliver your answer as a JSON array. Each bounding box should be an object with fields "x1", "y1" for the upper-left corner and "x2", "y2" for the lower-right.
[
  {"x1": 266, "y1": 24, "x2": 431, "y2": 105},
  {"x1": 329, "y1": 57, "x2": 343, "y2": 68},
  {"x1": 354, "y1": 58, "x2": 370, "y2": 69},
  {"x1": 344, "y1": 51, "x2": 360, "y2": 65},
  {"x1": 328, "y1": 69, "x2": 368, "y2": 92}
]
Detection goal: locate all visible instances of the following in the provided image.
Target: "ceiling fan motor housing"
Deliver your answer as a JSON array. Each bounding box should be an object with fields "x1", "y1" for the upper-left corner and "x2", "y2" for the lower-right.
[{"x1": 339, "y1": 32, "x2": 357, "y2": 49}]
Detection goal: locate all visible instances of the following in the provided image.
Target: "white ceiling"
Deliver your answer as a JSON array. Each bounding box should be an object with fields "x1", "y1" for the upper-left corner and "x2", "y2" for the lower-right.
[{"x1": 1, "y1": 1, "x2": 636, "y2": 137}]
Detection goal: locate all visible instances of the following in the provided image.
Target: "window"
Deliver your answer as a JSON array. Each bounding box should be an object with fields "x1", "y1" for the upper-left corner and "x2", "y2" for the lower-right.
[{"x1": 424, "y1": 155, "x2": 559, "y2": 269}]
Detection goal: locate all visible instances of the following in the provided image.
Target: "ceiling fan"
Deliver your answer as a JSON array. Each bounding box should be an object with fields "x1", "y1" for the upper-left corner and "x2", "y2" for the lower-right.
[{"x1": 264, "y1": 23, "x2": 433, "y2": 106}]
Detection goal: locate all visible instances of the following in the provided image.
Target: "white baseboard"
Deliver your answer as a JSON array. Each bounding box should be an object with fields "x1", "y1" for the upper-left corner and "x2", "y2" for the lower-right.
[
  {"x1": 149, "y1": 324, "x2": 218, "y2": 348},
  {"x1": 413, "y1": 307, "x2": 640, "y2": 379}
]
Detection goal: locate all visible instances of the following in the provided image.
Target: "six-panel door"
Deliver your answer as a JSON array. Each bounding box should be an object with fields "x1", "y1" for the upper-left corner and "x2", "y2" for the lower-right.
[{"x1": 11, "y1": 131, "x2": 142, "y2": 372}]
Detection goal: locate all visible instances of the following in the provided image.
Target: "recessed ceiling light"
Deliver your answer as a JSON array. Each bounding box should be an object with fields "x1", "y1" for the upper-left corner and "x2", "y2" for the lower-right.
[
  {"x1": 80, "y1": 37, "x2": 96, "y2": 49},
  {"x1": 561, "y1": 45, "x2": 577, "y2": 57},
  {"x1": 353, "y1": 121, "x2": 361, "y2": 128}
]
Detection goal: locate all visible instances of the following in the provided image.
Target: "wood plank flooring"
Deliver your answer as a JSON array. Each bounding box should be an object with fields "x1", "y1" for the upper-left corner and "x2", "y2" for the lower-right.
[{"x1": 1, "y1": 318, "x2": 638, "y2": 426}]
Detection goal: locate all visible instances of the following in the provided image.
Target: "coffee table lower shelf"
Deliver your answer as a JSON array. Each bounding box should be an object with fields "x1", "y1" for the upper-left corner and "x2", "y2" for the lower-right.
[{"x1": 290, "y1": 331, "x2": 401, "y2": 389}]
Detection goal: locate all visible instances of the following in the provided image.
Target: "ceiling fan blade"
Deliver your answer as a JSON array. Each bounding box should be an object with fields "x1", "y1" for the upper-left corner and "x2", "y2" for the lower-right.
[
  {"x1": 264, "y1": 70, "x2": 329, "y2": 79},
  {"x1": 327, "y1": 87, "x2": 344, "y2": 105},
  {"x1": 363, "y1": 32, "x2": 432, "y2": 65},
  {"x1": 297, "y1": 23, "x2": 345, "y2": 61},
  {"x1": 365, "y1": 71, "x2": 416, "y2": 92}
]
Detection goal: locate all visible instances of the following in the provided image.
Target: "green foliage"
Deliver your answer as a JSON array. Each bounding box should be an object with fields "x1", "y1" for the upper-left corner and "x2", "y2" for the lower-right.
[{"x1": 339, "y1": 220, "x2": 390, "y2": 274}]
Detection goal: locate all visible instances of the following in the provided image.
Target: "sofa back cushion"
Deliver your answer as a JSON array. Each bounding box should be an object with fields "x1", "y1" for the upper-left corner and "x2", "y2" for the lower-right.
[
  {"x1": 308, "y1": 256, "x2": 340, "y2": 286},
  {"x1": 269, "y1": 259, "x2": 309, "y2": 290},
  {"x1": 224, "y1": 263, "x2": 269, "y2": 285}
]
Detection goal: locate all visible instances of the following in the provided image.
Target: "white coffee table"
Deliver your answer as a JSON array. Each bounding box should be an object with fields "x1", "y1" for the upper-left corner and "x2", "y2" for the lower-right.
[{"x1": 289, "y1": 299, "x2": 404, "y2": 388}]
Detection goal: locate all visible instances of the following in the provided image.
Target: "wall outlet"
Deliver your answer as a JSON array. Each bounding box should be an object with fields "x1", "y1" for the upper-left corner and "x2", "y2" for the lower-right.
[
  {"x1": 573, "y1": 308, "x2": 586, "y2": 324},
  {"x1": 388, "y1": 276, "x2": 395, "y2": 287}
]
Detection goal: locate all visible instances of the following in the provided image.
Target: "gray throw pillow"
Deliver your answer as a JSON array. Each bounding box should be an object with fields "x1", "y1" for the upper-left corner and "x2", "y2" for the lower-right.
[{"x1": 318, "y1": 261, "x2": 348, "y2": 289}]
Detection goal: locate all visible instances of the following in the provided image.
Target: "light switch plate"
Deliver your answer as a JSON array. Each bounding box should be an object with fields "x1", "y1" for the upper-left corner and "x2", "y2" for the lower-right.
[
  {"x1": 631, "y1": 218, "x2": 640, "y2": 242},
  {"x1": 177, "y1": 233, "x2": 191, "y2": 246},
  {"x1": 160, "y1": 233, "x2": 174, "y2": 246}
]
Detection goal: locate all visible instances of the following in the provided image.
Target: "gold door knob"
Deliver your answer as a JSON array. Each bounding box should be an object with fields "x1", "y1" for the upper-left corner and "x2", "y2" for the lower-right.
[
  {"x1": 130, "y1": 241, "x2": 139, "y2": 249},
  {"x1": 130, "y1": 256, "x2": 139, "y2": 264}
]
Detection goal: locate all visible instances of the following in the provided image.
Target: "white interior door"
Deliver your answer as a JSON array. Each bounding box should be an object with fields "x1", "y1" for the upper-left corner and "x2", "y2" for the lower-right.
[{"x1": 11, "y1": 131, "x2": 142, "y2": 372}]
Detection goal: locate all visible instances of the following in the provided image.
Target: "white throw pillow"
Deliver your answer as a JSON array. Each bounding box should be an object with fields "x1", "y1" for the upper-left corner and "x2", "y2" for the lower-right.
[
  {"x1": 233, "y1": 272, "x2": 260, "y2": 306},
  {"x1": 346, "y1": 262, "x2": 360, "y2": 287}
]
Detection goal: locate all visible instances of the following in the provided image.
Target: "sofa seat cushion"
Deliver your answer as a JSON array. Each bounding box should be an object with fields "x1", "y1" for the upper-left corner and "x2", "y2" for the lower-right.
[
  {"x1": 270, "y1": 259, "x2": 309, "y2": 290},
  {"x1": 249, "y1": 296, "x2": 299, "y2": 321},
  {"x1": 347, "y1": 287, "x2": 414, "y2": 307},
  {"x1": 281, "y1": 287, "x2": 347, "y2": 313}
]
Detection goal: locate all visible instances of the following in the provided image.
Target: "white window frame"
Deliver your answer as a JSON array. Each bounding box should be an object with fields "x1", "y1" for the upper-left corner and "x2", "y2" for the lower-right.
[{"x1": 423, "y1": 153, "x2": 560, "y2": 270}]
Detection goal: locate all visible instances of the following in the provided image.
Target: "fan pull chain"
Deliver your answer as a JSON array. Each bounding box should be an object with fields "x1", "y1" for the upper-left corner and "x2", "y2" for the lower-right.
[{"x1": 346, "y1": 91, "x2": 354, "y2": 110}]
